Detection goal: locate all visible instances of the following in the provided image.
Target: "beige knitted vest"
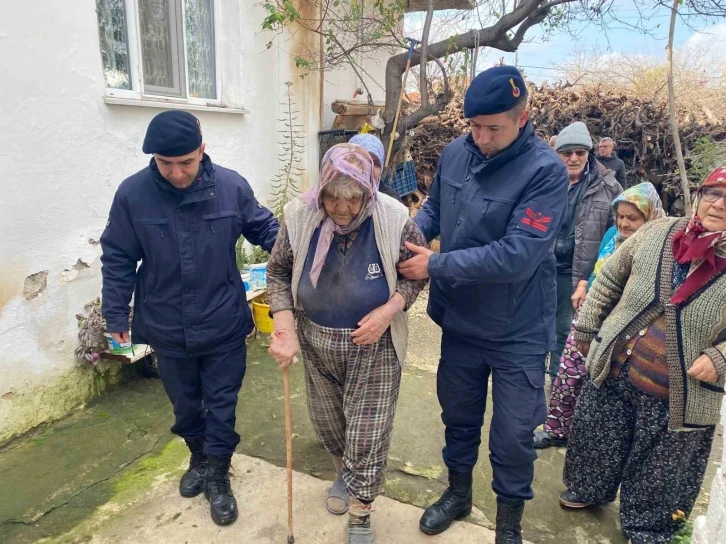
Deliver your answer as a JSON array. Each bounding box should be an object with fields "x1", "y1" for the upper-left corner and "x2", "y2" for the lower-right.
[{"x1": 283, "y1": 194, "x2": 411, "y2": 365}]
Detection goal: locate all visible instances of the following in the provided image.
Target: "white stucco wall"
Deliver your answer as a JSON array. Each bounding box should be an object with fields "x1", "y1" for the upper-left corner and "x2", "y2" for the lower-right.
[
  {"x1": 0, "y1": 0, "x2": 327, "y2": 443},
  {"x1": 693, "y1": 398, "x2": 726, "y2": 543},
  {"x1": 0, "y1": 0, "x2": 392, "y2": 444}
]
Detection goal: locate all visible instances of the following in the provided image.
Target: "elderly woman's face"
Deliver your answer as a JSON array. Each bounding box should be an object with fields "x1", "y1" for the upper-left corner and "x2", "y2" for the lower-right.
[
  {"x1": 321, "y1": 179, "x2": 365, "y2": 227},
  {"x1": 697, "y1": 187, "x2": 726, "y2": 232},
  {"x1": 616, "y1": 202, "x2": 646, "y2": 239}
]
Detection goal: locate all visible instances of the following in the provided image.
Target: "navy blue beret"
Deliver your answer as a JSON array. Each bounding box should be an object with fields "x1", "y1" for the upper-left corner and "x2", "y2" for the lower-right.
[
  {"x1": 142, "y1": 110, "x2": 203, "y2": 156},
  {"x1": 464, "y1": 65, "x2": 527, "y2": 118}
]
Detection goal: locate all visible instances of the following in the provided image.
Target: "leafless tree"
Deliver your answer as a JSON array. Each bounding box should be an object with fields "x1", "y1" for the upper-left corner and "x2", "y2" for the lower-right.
[{"x1": 261, "y1": 0, "x2": 726, "y2": 156}]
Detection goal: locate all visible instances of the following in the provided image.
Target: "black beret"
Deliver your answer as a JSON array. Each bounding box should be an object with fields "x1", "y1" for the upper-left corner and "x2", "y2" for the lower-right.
[
  {"x1": 464, "y1": 65, "x2": 527, "y2": 118},
  {"x1": 142, "y1": 110, "x2": 203, "y2": 156}
]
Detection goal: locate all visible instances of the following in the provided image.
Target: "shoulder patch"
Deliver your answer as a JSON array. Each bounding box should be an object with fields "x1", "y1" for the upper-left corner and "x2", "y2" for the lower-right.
[{"x1": 518, "y1": 207, "x2": 554, "y2": 237}]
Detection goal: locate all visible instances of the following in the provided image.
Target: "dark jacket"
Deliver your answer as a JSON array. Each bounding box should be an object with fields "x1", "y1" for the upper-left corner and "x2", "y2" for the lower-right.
[
  {"x1": 597, "y1": 153, "x2": 626, "y2": 186},
  {"x1": 570, "y1": 157, "x2": 623, "y2": 287},
  {"x1": 100, "y1": 155, "x2": 279, "y2": 358},
  {"x1": 414, "y1": 122, "x2": 569, "y2": 354}
]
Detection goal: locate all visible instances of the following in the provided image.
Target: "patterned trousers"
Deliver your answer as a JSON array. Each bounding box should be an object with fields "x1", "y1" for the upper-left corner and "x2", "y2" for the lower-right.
[
  {"x1": 544, "y1": 320, "x2": 588, "y2": 439},
  {"x1": 297, "y1": 313, "x2": 402, "y2": 502},
  {"x1": 564, "y1": 364, "x2": 714, "y2": 544}
]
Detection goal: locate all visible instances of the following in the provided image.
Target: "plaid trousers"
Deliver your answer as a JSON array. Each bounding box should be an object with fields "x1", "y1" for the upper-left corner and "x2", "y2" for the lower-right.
[{"x1": 297, "y1": 313, "x2": 402, "y2": 502}]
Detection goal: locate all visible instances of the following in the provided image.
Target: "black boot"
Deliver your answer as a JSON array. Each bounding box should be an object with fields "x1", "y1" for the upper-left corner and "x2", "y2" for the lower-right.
[
  {"x1": 179, "y1": 437, "x2": 208, "y2": 498},
  {"x1": 205, "y1": 454, "x2": 238, "y2": 526},
  {"x1": 419, "y1": 471, "x2": 472, "y2": 535},
  {"x1": 495, "y1": 499, "x2": 524, "y2": 544}
]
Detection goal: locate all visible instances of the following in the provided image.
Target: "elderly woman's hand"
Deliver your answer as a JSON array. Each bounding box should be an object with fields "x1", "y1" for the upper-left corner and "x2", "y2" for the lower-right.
[
  {"x1": 571, "y1": 281, "x2": 588, "y2": 311},
  {"x1": 575, "y1": 340, "x2": 591, "y2": 357},
  {"x1": 351, "y1": 294, "x2": 405, "y2": 346},
  {"x1": 269, "y1": 330, "x2": 300, "y2": 369},
  {"x1": 688, "y1": 354, "x2": 719, "y2": 384}
]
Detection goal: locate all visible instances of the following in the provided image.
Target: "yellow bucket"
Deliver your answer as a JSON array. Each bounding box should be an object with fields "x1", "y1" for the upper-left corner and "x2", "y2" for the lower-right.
[{"x1": 252, "y1": 301, "x2": 274, "y2": 334}]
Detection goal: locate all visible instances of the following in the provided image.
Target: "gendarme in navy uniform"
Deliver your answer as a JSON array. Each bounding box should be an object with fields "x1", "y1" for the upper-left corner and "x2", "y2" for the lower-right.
[
  {"x1": 100, "y1": 110, "x2": 279, "y2": 527},
  {"x1": 398, "y1": 65, "x2": 569, "y2": 542}
]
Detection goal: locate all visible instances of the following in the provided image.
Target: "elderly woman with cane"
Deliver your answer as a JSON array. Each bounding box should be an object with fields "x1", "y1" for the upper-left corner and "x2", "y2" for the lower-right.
[
  {"x1": 267, "y1": 142, "x2": 427, "y2": 544},
  {"x1": 559, "y1": 167, "x2": 726, "y2": 544}
]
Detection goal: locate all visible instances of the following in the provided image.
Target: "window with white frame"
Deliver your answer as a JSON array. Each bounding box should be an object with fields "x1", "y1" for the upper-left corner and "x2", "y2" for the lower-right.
[{"x1": 95, "y1": 0, "x2": 217, "y2": 100}]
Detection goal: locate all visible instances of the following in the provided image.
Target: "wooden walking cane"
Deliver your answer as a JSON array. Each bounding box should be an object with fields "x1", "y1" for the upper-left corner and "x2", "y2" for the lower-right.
[
  {"x1": 384, "y1": 37, "x2": 421, "y2": 171},
  {"x1": 283, "y1": 364, "x2": 295, "y2": 543}
]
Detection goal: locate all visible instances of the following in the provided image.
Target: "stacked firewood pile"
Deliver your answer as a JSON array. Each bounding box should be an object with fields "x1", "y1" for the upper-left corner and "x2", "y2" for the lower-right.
[{"x1": 406, "y1": 83, "x2": 726, "y2": 214}]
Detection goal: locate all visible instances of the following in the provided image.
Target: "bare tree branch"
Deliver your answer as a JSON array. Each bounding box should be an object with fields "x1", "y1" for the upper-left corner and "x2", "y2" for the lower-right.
[
  {"x1": 420, "y1": 0, "x2": 435, "y2": 108},
  {"x1": 667, "y1": 0, "x2": 692, "y2": 209}
]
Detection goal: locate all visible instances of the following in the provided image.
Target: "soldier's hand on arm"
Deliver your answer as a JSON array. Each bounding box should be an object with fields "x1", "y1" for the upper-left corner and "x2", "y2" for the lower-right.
[{"x1": 397, "y1": 243, "x2": 433, "y2": 280}]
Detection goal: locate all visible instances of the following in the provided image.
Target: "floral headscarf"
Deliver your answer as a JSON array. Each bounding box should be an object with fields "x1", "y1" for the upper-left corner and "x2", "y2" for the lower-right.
[
  {"x1": 301, "y1": 143, "x2": 377, "y2": 288},
  {"x1": 611, "y1": 181, "x2": 666, "y2": 240},
  {"x1": 671, "y1": 167, "x2": 726, "y2": 304},
  {"x1": 589, "y1": 182, "x2": 665, "y2": 286}
]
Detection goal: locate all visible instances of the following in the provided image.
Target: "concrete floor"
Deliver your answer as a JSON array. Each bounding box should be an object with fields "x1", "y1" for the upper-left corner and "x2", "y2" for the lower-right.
[{"x1": 0, "y1": 293, "x2": 720, "y2": 543}]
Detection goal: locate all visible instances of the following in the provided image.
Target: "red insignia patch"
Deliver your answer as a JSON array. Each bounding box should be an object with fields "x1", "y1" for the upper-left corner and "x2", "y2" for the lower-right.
[{"x1": 520, "y1": 207, "x2": 552, "y2": 233}]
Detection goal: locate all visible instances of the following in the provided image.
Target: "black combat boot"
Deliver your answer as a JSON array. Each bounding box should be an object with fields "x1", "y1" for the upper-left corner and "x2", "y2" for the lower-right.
[
  {"x1": 495, "y1": 498, "x2": 524, "y2": 544},
  {"x1": 179, "y1": 437, "x2": 208, "y2": 498},
  {"x1": 419, "y1": 471, "x2": 472, "y2": 535},
  {"x1": 205, "y1": 454, "x2": 238, "y2": 526}
]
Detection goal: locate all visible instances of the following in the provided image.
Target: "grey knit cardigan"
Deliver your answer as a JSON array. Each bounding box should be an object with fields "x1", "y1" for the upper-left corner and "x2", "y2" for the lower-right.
[{"x1": 574, "y1": 217, "x2": 726, "y2": 430}]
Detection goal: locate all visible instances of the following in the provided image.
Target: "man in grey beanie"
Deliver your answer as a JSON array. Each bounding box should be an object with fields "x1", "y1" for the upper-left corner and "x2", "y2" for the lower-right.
[{"x1": 538, "y1": 121, "x2": 622, "y2": 411}]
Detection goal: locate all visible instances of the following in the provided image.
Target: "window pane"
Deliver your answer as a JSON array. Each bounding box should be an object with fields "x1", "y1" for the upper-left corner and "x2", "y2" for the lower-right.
[
  {"x1": 139, "y1": 0, "x2": 176, "y2": 90},
  {"x1": 95, "y1": 0, "x2": 131, "y2": 90},
  {"x1": 185, "y1": 0, "x2": 216, "y2": 99}
]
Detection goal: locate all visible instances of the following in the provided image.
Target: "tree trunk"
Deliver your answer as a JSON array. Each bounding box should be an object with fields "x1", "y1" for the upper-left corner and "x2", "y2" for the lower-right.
[
  {"x1": 319, "y1": 2, "x2": 324, "y2": 131},
  {"x1": 666, "y1": 0, "x2": 692, "y2": 211},
  {"x1": 419, "y1": 0, "x2": 434, "y2": 108}
]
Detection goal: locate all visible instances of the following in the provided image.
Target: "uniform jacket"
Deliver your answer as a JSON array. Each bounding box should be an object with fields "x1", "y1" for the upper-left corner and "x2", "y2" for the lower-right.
[
  {"x1": 414, "y1": 123, "x2": 569, "y2": 354},
  {"x1": 571, "y1": 158, "x2": 623, "y2": 287},
  {"x1": 100, "y1": 155, "x2": 279, "y2": 357}
]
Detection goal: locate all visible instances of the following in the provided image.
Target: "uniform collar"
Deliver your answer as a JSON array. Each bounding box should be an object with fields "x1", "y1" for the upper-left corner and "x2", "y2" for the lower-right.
[
  {"x1": 465, "y1": 122, "x2": 535, "y2": 177},
  {"x1": 150, "y1": 153, "x2": 218, "y2": 207}
]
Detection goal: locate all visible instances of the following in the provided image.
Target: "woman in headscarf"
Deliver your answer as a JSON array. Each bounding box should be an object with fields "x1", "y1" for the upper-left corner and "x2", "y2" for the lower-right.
[
  {"x1": 266, "y1": 143, "x2": 428, "y2": 544},
  {"x1": 559, "y1": 168, "x2": 726, "y2": 544},
  {"x1": 534, "y1": 183, "x2": 666, "y2": 448},
  {"x1": 348, "y1": 133, "x2": 404, "y2": 204}
]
